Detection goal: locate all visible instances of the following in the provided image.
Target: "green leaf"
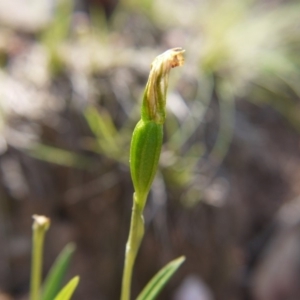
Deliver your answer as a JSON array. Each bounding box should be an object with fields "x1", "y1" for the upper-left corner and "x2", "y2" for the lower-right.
[
  {"x1": 54, "y1": 276, "x2": 80, "y2": 300},
  {"x1": 136, "y1": 256, "x2": 185, "y2": 300},
  {"x1": 84, "y1": 106, "x2": 119, "y2": 156},
  {"x1": 42, "y1": 243, "x2": 76, "y2": 300},
  {"x1": 28, "y1": 144, "x2": 91, "y2": 169}
]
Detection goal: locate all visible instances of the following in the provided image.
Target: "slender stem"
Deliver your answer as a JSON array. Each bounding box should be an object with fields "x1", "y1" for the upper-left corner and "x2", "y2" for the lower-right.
[
  {"x1": 30, "y1": 215, "x2": 50, "y2": 300},
  {"x1": 121, "y1": 195, "x2": 145, "y2": 300}
]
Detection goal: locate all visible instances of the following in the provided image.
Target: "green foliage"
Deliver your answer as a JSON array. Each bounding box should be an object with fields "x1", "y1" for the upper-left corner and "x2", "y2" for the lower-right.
[
  {"x1": 84, "y1": 106, "x2": 122, "y2": 161},
  {"x1": 54, "y1": 276, "x2": 80, "y2": 300},
  {"x1": 42, "y1": 244, "x2": 76, "y2": 300},
  {"x1": 136, "y1": 256, "x2": 185, "y2": 300},
  {"x1": 40, "y1": 0, "x2": 73, "y2": 74},
  {"x1": 30, "y1": 217, "x2": 78, "y2": 300},
  {"x1": 28, "y1": 144, "x2": 91, "y2": 169}
]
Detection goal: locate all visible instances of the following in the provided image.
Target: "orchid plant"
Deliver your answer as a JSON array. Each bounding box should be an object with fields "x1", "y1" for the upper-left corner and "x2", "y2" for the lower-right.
[{"x1": 29, "y1": 48, "x2": 185, "y2": 300}]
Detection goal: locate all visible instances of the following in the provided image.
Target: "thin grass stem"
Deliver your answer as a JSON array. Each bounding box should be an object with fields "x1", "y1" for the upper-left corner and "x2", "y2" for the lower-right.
[{"x1": 30, "y1": 215, "x2": 50, "y2": 300}]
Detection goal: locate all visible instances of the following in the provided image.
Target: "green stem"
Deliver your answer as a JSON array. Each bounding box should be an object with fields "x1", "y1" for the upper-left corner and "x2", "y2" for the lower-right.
[
  {"x1": 30, "y1": 215, "x2": 50, "y2": 300},
  {"x1": 121, "y1": 194, "x2": 145, "y2": 300},
  {"x1": 121, "y1": 48, "x2": 185, "y2": 300}
]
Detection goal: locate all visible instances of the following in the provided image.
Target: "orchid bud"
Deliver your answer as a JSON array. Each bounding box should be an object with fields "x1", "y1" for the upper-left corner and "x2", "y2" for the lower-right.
[{"x1": 130, "y1": 48, "x2": 185, "y2": 209}]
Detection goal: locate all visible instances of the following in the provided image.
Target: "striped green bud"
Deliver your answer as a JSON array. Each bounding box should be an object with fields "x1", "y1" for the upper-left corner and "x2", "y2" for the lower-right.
[
  {"x1": 130, "y1": 120, "x2": 163, "y2": 207},
  {"x1": 130, "y1": 48, "x2": 185, "y2": 209}
]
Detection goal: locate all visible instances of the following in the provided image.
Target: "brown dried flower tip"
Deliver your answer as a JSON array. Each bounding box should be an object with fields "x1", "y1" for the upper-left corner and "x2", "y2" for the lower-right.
[
  {"x1": 150, "y1": 47, "x2": 185, "y2": 73},
  {"x1": 169, "y1": 47, "x2": 185, "y2": 68}
]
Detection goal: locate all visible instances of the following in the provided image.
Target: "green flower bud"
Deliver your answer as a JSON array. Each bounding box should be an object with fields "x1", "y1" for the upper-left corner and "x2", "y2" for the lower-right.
[
  {"x1": 130, "y1": 120, "x2": 163, "y2": 208},
  {"x1": 130, "y1": 48, "x2": 185, "y2": 209}
]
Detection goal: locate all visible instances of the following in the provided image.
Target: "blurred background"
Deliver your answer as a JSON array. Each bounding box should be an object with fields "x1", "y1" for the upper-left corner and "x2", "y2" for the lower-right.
[{"x1": 0, "y1": 0, "x2": 300, "y2": 299}]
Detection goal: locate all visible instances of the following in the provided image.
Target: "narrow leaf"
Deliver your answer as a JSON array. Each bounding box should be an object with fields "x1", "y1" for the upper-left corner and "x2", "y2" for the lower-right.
[
  {"x1": 136, "y1": 256, "x2": 185, "y2": 300},
  {"x1": 54, "y1": 276, "x2": 80, "y2": 300},
  {"x1": 42, "y1": 243, "x2": 76, "y2": 300},
  {"x1": 28, "y1": 144, "x2": 91, "y2": 169}
]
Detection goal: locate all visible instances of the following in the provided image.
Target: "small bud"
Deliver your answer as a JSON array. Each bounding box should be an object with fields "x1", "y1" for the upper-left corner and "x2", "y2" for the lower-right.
[
  {"x1": 130, "y1": 120, "x2": 163, "y2": 208},
  {"x1": 130, "y1": 48, "x2": 185, "y2": 208},
  {"x1": 32, "y1": 215, "x2": 50, "y2": 231}
]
